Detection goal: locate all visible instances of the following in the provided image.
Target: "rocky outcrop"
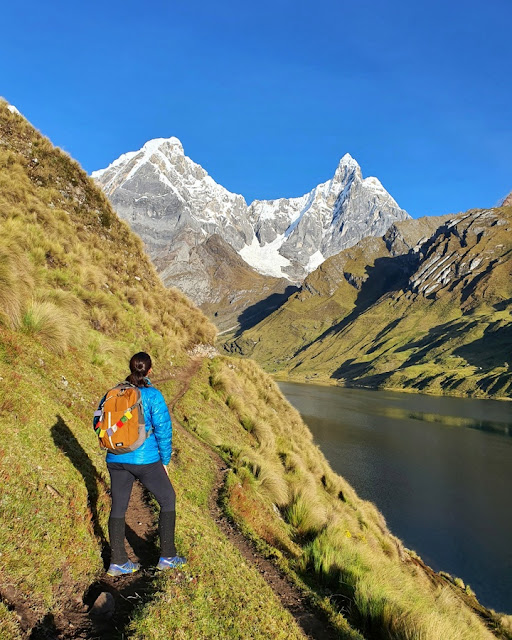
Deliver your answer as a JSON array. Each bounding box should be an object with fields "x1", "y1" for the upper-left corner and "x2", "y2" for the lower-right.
[
  {"x1": 154, "y1": 233, "x2": 296, "y2": 332},
  {"x1": 405, "y1": 209, "x2": 511, "y2": 305}
]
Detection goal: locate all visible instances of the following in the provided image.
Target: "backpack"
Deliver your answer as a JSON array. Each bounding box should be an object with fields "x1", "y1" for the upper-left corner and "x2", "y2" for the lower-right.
[{"x1": 93, "y1": 383, "x2": 150, "y2": 454}]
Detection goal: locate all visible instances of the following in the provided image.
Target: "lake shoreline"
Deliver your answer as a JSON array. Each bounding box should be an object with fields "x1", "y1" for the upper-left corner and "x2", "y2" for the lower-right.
[
  {"x1": 272, "y1": 372, "x2": 512, "y2": 402},
  {"x1": 279, "y1": 381, "x2": 512, "y2": 614}
]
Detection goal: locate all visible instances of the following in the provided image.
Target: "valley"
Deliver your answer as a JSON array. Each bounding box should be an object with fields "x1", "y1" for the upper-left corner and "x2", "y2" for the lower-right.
[
  {"x1": 224, "y1": 208, "x2": 512, "y2": 399},
  {"x1": 2, "y1": 100, "x2": 511, "y2": 640}
]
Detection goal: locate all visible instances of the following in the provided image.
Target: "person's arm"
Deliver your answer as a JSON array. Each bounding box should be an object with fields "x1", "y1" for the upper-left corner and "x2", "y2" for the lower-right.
[
  {"x1": 93, "y1": 394, "x2": 106, "y2": 433},
  {"x1": 150, "y1": 390, "x2": 172, "y2": 465}
]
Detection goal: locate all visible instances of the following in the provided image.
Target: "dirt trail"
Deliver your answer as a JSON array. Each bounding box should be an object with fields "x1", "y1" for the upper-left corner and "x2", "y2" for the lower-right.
[
  {"x1": 170, "y1": 358, "x2": 340, "y2": 640},
  {"x1": 5, "y1": 357, "x2": 337, "y2": 639}
]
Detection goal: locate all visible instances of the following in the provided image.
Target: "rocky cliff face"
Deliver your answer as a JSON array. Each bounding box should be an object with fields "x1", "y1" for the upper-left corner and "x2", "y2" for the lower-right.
[
  {"x1": 403, "y1": 208, "x2": 511, "y2": 305},
  {"x1": 154, "y1": 233, "x2": 296, "y2": 332},
  {"x1": 92, "y1": 137, "x2": 409, "y2": 289}
]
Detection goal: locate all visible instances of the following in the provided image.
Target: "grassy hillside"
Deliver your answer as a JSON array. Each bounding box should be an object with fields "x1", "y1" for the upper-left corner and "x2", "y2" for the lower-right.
[
  {"x1": 1, "y1": 100, "x2": 510, "y2": 640},
  {"x1": 225, "y1": 209, "x2": 512, "y2": 399},
  {"x1": 222, "y1": 216, "x2": 448, "y2": 366},
  {"x1": 0, "y1": 101, "x2": 301, "y2": 639}
]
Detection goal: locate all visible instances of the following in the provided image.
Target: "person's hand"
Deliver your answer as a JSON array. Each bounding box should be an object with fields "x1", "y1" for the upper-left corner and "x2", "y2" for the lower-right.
[{"x1": 162, "y1": 463, "x2": 169, "y2": 477}]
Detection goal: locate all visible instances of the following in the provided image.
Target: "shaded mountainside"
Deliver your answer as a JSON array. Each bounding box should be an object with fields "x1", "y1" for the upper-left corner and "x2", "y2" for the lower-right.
[
  {"x1": 1, "y1": 101, "x2": 511, "y2": 640},
  {"x1": 222, "y1": 216, "x2": 450, "y2": 364},
  {"x1": 225, "y1": 209, "x2": 512, "y2": 398},
  {"x1": 154, "y1": 233, "x2": 298, "y2": 332}
]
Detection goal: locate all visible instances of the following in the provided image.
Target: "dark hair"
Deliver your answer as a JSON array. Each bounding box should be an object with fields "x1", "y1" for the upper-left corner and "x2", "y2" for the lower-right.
[{"x1": 126, "y1": 352, "x2": 152, "y2": 387}]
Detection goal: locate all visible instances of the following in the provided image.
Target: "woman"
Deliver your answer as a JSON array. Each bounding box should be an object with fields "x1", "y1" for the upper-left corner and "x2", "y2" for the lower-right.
[{"x1": 96, "y1": 351, "x2": 185, "y2": 576}]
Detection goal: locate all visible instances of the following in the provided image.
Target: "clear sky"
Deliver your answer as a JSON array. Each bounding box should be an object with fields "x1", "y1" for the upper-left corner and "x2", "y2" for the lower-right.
[{"x1": 1, "y1": 0, "x2": 510, "y2": 218}]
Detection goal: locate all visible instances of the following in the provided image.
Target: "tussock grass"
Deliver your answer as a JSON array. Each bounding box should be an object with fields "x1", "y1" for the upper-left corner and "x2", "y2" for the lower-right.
[
  {"x1": 285, "y1": 490, "x2": 327, "y2": 536},
  {"x1": 0, "y1": 602, "x2": 22, "y2": 639},
  {"x1": 257, "y1": 465, "x2": 289, "y2": 506},
  {"x1": 0, "y1": 246, "x2": 34, "y2": 328},
  {"x1": 87, "y1": 333, "x2": 129, "y2": 367},
  {"x1": 500, "y1": 615, "x2": 512, "y2": 635},
  {"x1": 21, "y1": 301, "x2": 84, "y2": 354},
  {"x1": 0, "y1": 255, "x2": 23, "y2": 328},
  {"x1": 173, "y1": 354, "x2": 509, "y2": 639},
  {"x1": 0, "y1": 101, "x2": 306, "y2": 640},
  {"x1": 0, "y1": 101, "x2": 216, "y2": 360},
  {"x1": 128, "y1": 429, "x2": 304, "y2": 640}
]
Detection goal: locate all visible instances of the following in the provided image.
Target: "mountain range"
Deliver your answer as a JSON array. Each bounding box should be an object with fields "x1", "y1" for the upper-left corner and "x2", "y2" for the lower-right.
[
  {"x1": 92, "y1": 137, "x2": 409, "y2": 328},
  {"x1": 4, "y1": 99, "x2": 508, "y2": 639}
]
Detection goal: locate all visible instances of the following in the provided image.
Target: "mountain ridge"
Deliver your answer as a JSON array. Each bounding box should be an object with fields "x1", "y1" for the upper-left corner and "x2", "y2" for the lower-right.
[
  {"x1": 92, "y1": 135, "x2": 409, "y2": 296},
  {"x1": 224, "y1": 207, "x2": 512, "y2": 399},
  {"x1": 2, "y1": 100, "x2": 510, "y2": 640}
]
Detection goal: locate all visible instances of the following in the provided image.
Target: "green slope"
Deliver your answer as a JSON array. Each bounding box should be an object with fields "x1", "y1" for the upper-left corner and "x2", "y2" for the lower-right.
[
  {"x1": 1, "y1": 101, "x2": 510, "y2": 640},
  {"x1": 0, "y1": 101, "x2": 301, "y2": 639},
  {"x1": 226, "y1": 209, "x2": 512, "y2": 398}
]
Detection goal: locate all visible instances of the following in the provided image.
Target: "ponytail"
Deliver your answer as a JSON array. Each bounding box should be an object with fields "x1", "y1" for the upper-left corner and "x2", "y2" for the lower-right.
[{"x1": 126, "y1": 352, "x2": 152, "y2": 388}]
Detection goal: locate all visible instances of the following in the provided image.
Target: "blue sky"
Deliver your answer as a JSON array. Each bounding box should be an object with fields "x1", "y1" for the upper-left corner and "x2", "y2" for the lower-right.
[{"x1": 1, "y1": 0, "x2": 510, "y2": 217}]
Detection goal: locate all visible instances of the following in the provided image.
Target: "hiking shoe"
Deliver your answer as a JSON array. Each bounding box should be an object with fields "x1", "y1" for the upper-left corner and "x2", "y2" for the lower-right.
[
  {"x1": 156, "y1": 556, "x2": 187, "y2": 571},
  {"x1": 106, "y1": 560, "x2": 140, "y2": 577}
]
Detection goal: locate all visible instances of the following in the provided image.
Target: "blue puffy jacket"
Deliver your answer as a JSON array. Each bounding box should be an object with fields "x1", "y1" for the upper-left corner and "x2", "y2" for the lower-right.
[{"x1": 95, "y1": 382, "x2": 172, "y2": 465}]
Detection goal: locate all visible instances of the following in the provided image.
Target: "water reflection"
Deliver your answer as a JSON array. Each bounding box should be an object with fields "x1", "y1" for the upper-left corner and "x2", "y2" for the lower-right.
[{"x1": 279, "y1": 382, "x2": 512, "y2": 614}]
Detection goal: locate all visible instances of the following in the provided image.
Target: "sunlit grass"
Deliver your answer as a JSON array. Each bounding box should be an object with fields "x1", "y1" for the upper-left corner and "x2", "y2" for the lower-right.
[{"x1": 173, "y1": 355, "x2": 508, "y2": 639}]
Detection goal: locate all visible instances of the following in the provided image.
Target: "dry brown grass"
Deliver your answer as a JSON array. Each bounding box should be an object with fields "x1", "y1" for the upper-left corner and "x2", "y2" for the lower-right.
[{"x1": 0, "y1": 100, "x2": 217, "y2": 362}]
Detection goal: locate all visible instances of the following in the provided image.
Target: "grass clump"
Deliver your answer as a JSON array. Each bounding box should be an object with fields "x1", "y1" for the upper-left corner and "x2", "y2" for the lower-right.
[
  {"x1": 0, "y1": 603, "x2": 23, "y2": 640},
  {"x1": 21, "y1": 301, "x2": 82, "y2": 354},
  {"x1": 285, "y1": 489, "x2": 326, "y2": 536}
]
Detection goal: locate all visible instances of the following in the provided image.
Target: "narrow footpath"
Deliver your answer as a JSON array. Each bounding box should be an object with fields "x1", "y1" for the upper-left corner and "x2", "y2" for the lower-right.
[{"x1": 169, "y1": 358, "x2": 340, "y2": 640}]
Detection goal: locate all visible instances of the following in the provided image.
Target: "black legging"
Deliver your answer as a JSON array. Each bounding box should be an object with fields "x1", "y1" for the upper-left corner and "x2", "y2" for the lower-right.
[{"x1": 107, "y1": 461, "x2": 177, "y2": 564}]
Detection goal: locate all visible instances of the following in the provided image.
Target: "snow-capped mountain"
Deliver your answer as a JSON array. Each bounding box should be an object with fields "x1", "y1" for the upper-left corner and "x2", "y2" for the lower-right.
[
  {"x1": 498, "y1": 191, "x2": 512, "y2": 207},
  {"x1": 92, "y1": 137, "x2": 409, "y2": 284}
]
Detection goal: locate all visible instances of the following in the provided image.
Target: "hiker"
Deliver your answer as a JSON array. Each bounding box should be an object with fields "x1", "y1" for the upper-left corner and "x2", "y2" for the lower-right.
[{"x1": 93, "y1": 351, "x2": 186, "y2": 576}]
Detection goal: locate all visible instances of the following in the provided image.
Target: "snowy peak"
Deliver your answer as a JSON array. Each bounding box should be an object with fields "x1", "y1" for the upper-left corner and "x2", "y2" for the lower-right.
[
  {"x1": 337, "y1": 152, "x2": 360, "y2": 171},
  {"x1": 92, "y1": 136, "x2": 190, "y2": 193},
  {"x1": 92, "y1": 139, "x2": 409, "y2": 284}
]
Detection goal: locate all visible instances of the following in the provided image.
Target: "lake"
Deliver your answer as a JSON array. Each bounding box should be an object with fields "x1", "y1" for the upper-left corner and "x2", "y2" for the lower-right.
[{"x1": 279, "y1": 381, "x2": 512, "y2": 614}]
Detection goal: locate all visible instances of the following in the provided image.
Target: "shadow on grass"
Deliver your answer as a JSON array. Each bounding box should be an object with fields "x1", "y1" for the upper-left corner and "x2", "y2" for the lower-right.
[
  {"x1": 51, "y1": 416, "x2": 149, "y2": 569},
  {"x1": 28, "y1": 612, "x2": 58, "y2": 639},
  {"x1": 51, "y1": 416, "x2": 110, "y2": 565},
  {"x1": 234, "y1": 285, "x2": 299, "y2": 337},
  {"x1": 295, "y1": 253, "x2": 417, "y2": 362},
  {"x1": 48, "y1": 417, "x2": 163, "y2": 639},
  {"x1": 332, "y1": 316, "x2": 512, "y2": 397}
]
